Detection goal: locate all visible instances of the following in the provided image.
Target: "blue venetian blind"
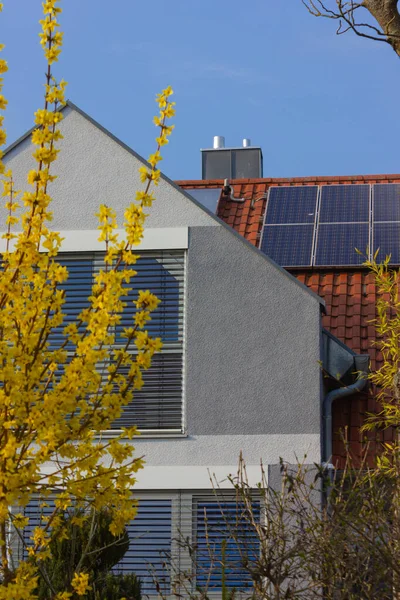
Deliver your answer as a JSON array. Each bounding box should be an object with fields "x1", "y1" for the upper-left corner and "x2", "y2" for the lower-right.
[
  {"x1": 48, "y1": 251, "x2": 185, "y2": 432},
  {"x1": 115, "y1": 498, "x2": 172, "y2": 595},
  {"x1": 194, "y1": 496, "x2": 260, "y2": 592}
]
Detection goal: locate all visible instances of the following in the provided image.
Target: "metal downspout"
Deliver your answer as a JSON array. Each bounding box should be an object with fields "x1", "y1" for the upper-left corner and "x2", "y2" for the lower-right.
[{"x1": 322, "y1": 354, "x2": 370, "y2": 465}]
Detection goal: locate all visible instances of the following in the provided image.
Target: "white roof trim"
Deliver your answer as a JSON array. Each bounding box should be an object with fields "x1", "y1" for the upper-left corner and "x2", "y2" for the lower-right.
[{"x1": 0, "y1": 227, "x2": 188, "y2": 253}]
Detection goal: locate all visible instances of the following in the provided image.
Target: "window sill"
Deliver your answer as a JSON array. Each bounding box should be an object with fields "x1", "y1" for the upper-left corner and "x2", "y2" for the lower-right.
[{"x1": 98, "y1": 430, "x2": 188, "y2": 439}]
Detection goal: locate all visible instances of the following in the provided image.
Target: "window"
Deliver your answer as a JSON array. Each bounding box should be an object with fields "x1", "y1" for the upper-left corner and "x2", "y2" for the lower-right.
[
  {"x1": 21, "y1": 492, "x2": 260, "y2": 596},
  {"x1": 116, "y1": 497, "x2": 173, "y2": 596},
  {"x1": 117, "y1": 492, "x2": 261, "y2": 595},
  {"x1": 125, "y1": 492, "x2": 260, "y2": 596},
  {"x1": 51, "y1": 250, "x2": 185, "y2": 433},
  {"x1": 193, "y1": 495, "x2": 261, "y2": 592}
]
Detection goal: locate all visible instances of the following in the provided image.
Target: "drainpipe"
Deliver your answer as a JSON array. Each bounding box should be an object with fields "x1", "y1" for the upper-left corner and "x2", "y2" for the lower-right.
[{"x1": 322, "y1": 354, "x2": 370, "y2": 465}]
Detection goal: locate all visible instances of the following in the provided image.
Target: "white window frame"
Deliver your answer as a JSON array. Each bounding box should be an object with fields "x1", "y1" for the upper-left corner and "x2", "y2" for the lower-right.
[
  {"x1": 0, "y1": 228, "x2": 189, "y2": 437},
  {"x1": 129, "y1": 490, "x2": 262, "y2": 599}
]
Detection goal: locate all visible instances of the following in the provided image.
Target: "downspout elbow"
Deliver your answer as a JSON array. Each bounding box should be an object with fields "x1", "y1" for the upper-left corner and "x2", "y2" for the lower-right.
[{"x1": 322, "y1": 354, "x2": 370, "y2": 465}]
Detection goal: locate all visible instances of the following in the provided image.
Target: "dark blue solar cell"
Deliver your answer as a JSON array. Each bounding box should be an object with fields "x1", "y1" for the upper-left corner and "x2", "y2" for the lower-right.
[
  {"x1": 261, "y1": 225, "x2": 313, "y2": 266},
  {"x1": 374, "y1": 184, "x2": 400, "y2": 222},
  {"x1": 373, "y1": 223, "x2": 400, "y2": 264},
  {"x1": 319, "y1": 185, "x2": 369, "y2": 223},
  {"x1": 265, "y1": 186, "x2": 318, "y2": 224},
  {"x1": 315, "y1": 224, "x2": 368, "y2": 266}
]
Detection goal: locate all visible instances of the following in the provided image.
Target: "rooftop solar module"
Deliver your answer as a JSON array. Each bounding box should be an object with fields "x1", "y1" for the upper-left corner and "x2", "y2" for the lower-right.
[
  {"x1": 261, "y1": 225, "x2": 313, "y2": 267},
  {"x1": 373, "y1": 184, "x2": 400, "y2": 222},
  {"x1": 265, "y1": 186, "x2": 318, "y2": 224},
  {"x1": 373, "y1": 222, "x2": 400, "y2": 264},
  {"x1": 319, "y1": 185, "x2": 370, "y2": 223},
  {"x1": 187, "y1": 188, "x2": 221, "y2": 213},
  {"x1": 315, "y1": 224, "x2": 368, "y2": 266}
]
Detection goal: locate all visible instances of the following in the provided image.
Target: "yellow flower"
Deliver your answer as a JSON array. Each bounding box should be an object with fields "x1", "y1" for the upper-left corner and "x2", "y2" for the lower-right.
[
  {"x1": 156, "y1": 135, "x2": 169, "y2": 146},
  {"x1": 12, "y1": 514, "x2": 29, "y2": 530},
  {"x1": 134, "y1": 311, "x2": 150, "y2": 329},
  {"x1": 136, "y1": 351, "x2": 151, "y2": 369},
  {"x1": 148, "y1": 151, "x2": 162, "y2": 168},
  {"x1": 45, "y1": 47, "x2": 61, "y2": 64},
  {"x1": 135, "y1": 290, "x2": 160, "y2": 312},
  {"x1": 138, "y1": 166, "x2": 150, "y2": 183},
  {"x1": 135, "y1": 191, "x2": 154, "y2": 207},
  {"x1": 27, "y1": 170, "x2": 39, "y2": 185},
  {"x1": 71, "y1": 572, "x2": 91, "y2": 596}
]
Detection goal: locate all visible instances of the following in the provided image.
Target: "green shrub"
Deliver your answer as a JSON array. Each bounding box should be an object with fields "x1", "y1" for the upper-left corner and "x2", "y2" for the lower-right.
[{"x1": 35, "y1": 509, "x2": 141, "y2": 600}]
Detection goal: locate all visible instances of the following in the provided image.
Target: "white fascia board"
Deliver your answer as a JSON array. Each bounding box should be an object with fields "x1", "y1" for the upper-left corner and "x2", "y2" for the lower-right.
[
  {"x1": 38, "y1": 464, "x2": 263, "y2": 491},
  {"x1": 133, "y1": 465, "x2": 265, "y2": 490},
  {"x1": 0, "y1": 227, "x2": 188, "y2": 253}
]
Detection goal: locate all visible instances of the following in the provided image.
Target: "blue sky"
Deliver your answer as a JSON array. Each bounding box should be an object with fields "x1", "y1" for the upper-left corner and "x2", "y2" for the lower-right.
[{"x1": 2, "y1": 1, "x2": 400, "y2": 180}]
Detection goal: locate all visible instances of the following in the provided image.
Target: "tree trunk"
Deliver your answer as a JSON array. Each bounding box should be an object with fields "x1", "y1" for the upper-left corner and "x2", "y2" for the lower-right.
[{"x1": 364, "y1": 0, "x2": 400, "y2": 57}]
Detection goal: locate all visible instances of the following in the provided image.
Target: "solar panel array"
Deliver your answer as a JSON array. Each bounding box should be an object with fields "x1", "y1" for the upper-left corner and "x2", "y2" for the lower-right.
[{"x1": 261, "y1": 183, "x2": 400, "y2": 267}]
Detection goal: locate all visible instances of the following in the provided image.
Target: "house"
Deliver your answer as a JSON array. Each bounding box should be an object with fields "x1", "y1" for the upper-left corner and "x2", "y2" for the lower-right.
[
  {"x1": 178, "y1": 137, "x2": 399, "y2": 467},
  {"x1": 2, "y1": 106, "x2": 361, "y2": 593}
]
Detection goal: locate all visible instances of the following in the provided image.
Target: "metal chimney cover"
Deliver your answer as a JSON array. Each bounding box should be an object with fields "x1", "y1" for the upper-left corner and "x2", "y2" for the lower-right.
[{"x1": 213, "y1": 136, "x2": 225, "y2": 149}]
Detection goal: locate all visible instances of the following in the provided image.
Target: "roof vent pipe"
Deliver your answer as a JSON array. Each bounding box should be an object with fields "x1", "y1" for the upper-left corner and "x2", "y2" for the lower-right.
[
  {"x1": 242, "y1": 138, "x2": 251, "y2": 148},
  {"x1": 213, "y1": 136, "x2": 225, "y2": 149}
]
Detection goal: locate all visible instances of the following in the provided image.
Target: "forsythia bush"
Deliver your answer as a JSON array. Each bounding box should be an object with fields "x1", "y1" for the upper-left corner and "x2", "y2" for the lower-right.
[{"x1": 0, "y1": 1, "x2": 174, "y2": 598}]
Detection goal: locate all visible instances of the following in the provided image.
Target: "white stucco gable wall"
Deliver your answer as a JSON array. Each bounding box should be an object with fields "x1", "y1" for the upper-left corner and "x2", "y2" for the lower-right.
[{"x1": 2, "y1": 105, "x2": 218, "y2": 231}]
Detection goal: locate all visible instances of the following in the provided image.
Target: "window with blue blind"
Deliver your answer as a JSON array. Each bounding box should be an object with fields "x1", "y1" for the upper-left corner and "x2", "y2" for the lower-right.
[
  {"x1": 49, "y1": 250, "x2": 185, "y2": 433},
  {"x1": 114, "y1": 498, "x2": 172, "y2": 595},
  {"x1": 49, "y1": 256, "x2": 93, "y2": 349},
  {"x1": 194, "y1": 496, "x2": 260, "y2": 592},
  {"x1": 20, "y1": 498, "x2": 55, "y2": 562},
  {"x1": 20, "y1": 491, "x2": 260, "y2": 596}
]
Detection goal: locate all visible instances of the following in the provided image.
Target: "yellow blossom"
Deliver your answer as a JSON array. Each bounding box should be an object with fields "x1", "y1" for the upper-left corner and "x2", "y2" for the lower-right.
[
  {"x1": 71, "y1": 572, "x2": 91, "y2": 596},
  {"x1": 135, "y1": 290, "x2": 161, "y2": 312},
  {"x1": 0, "y1": 0, "x2": 174, "y2": 592}
]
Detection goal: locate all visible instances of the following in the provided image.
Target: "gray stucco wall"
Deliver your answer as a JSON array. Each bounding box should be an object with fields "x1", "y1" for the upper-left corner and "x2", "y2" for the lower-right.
[
  {"x1": 3, "y1": 107, "x2": 217, "y2": 230},
  {"x1": 2, "y1": 105, "x2": 324, "y2": 474},
  {"x1": 186, "y1": 225, "x2": 322, "y2": 436}
]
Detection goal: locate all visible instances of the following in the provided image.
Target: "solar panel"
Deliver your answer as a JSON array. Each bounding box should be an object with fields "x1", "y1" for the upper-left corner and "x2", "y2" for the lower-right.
[
  {"x1": 373, "y1": 223, "x2": 400, "y2": 263},
  {"x1": 319, "y1": 185, "x2": 369, "y2": 223},
  {"x1": 187, "y1": 188, "x2": 221, "y2": 213},
  {"x1": 374, "y1": 184, "x2": 400, "y2": 222},
  {"x1": 315, "y1": 224, "x2": 368, "y2": 266},
  {"x1": 261, "y1": 225, "x2": 313, "y2": 267},
  {"x1": 258, "y1": 183, "x2": 400, "y2": 266},
  {"x1": 265, "y1": 186, "x2": 318, "y2": 224}
]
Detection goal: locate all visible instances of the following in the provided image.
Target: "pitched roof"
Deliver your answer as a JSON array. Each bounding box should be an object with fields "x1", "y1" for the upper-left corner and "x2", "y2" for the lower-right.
[
  {"x1": 178, "y1": 174, "x2": 400, "y2": 247},
  {"x1": 178, "y1": 175, "x2": 392, "y2": 367}
]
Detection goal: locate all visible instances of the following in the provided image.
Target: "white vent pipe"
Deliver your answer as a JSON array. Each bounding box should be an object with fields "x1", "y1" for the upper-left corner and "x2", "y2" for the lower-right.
[{"x1": 213, "y1": 136, "x2": 225, "y2": 149}]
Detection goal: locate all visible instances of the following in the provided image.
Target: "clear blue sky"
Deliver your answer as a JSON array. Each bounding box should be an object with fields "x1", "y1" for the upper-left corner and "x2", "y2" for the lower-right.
[{"x1": 2, "y1": 1, "x2": 399, "y2": 180}]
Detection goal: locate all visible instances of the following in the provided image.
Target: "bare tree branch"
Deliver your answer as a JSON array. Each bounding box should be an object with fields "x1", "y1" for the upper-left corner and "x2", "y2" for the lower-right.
[{"x1": 302, "y1": 0, "x2": 400, "y2": 57}]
